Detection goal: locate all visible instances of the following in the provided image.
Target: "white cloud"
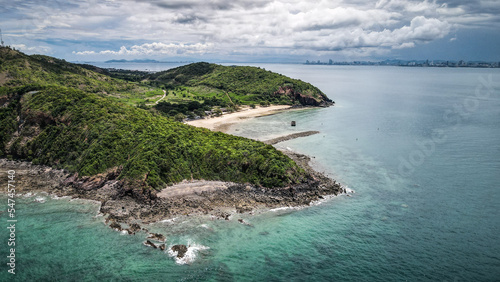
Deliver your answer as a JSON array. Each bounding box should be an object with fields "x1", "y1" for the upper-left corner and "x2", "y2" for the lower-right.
[
  {"x1": 2, "y1": 0, "x2": 499, "y2": 59},
  {"x1": 11, "y1": 44, "x2": 52, "y2": 54},
  {"x1": 72, "y1": 50, "x2": 96, "y2": 55},
  {"x1": 74, "y1": 42, "x2": 214, "y2": 56},
  {"x1": 393, "y1": 42, "x2": 415, "y2": 49}
]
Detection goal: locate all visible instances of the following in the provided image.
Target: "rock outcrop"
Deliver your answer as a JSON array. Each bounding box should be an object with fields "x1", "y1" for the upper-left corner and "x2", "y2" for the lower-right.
[
  {"x1": 273, "y1": 86, "x2": 334, "y2": 107},
  {"x1": 171, "y1": 245, "x2": 188, "y2": 258}
]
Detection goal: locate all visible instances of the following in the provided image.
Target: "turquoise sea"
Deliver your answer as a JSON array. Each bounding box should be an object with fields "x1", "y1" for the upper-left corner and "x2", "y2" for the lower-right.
[{"x1": 1, "y1": 64, "x2": 499, "y2": 281}]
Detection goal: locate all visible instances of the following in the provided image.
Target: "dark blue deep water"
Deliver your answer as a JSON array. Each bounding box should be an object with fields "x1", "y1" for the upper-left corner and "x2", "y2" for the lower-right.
[{"x1": 1, "y1": 65, "x2": 499, "y2": 281}]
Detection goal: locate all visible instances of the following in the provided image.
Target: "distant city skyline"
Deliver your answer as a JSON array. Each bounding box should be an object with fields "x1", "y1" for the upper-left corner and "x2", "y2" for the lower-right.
[
  {"x1": 304, "y1": 58, "x2": 500, "y2": 68},
  {"x1": 2, "y1": 0, "x2": 500, "y2": 62}
]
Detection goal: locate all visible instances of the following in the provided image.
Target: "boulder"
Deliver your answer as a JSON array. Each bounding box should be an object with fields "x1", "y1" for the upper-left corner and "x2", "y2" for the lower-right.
[{"x1": 171, "y1": 245, "x2": 188, "y2": 258}]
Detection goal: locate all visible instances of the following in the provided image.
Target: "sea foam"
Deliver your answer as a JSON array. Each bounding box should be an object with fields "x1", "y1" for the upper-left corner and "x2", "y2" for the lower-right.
[
  {"x1": 167, "y1": 240, "x2": 210, "y2": 265},
  {"x1": 34, "y1": 196, "x2": 46, "y2": 203}
]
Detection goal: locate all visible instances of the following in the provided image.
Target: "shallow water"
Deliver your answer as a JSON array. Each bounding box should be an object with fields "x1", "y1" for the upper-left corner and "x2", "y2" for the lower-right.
[{"x1": 1, "y1": 65, "x2": 499, "y2": 281}]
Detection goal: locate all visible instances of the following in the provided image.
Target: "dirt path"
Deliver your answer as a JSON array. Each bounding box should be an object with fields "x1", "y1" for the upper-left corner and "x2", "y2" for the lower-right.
[{"x1": 146, "y1": 90, "x2": 167, "y2": 106}]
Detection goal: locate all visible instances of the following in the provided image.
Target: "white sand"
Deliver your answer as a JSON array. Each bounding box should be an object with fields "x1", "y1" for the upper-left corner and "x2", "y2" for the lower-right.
[{"x1": 186, "y1": 105, "x2": 291, "y2": 132}]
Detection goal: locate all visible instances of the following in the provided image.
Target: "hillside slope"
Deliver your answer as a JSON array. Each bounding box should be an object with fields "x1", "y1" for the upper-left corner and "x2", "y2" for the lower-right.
[
  {"x1": 0, "y1": 47, "x2": 131, "y2": 93},
  {"x1": 146, "y1": 62, "x2": 334, "y2": 107},
  {"x1": 0, "y1": 47, "x2": 164, "y2": 106}
]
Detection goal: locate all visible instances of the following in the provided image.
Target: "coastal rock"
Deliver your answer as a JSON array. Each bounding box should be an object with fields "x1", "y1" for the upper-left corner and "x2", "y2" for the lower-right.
[
  {"x1": 171, "y1": 245, "x2": 188, "y2": 258},
  {"x1": 159, "y1": 244, "x2": 166, "y2": 251},
  {"x1": 129, "y1": 223, "x2": 141, "y2": 233},
  {"x1": 100, "y1": 199, "x2": 141, "y2": 221},
  {"x1": 273, "y1": 85, "x2": 333, "y2": 107},
  {"x1": 223, "y1": 213, "x2": 230, "y2": 220},
  {"x1": 235, "y1": 203, "x2": 252, "y2": 213},
  {"x1": 109, "y1": 222, "x2": 122, "y2": 231},
  {"x1": 143, "y1": 240, "x2": 157, "y2": 248},
  {"x1": 147, "y1": 233, "x2": 166, "y2": 242}
]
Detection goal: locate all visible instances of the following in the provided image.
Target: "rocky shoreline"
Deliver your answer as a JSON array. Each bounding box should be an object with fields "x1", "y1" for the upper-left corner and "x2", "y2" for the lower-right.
[
  {"x1": 0, "y1": 151, "x2": 345, "y2": 259},
  {"x1": 0, "y1": 152, "x2": 343, "y2": 220}
]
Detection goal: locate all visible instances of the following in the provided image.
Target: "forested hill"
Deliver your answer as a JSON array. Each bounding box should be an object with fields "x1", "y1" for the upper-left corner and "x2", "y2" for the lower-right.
[
  {"x1": 0, "y1": 46, "x2": 139, "y2": 94},
  {"x1": 145, "y1": 62, "x2": 334, "y2": 107},
  {"x1": 0, "y1": 47, "x2": 312, "y2": 189}
]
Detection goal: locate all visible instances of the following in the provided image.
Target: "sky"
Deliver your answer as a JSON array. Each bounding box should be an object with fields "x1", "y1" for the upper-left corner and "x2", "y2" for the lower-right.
[{"x1": 1, "y1": 0, "x2": 500, "y2": 62}]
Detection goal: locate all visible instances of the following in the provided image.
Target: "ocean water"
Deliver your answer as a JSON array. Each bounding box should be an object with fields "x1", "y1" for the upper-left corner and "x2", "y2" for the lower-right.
[{"x1": 1, "y1": 65, "x2": 499, "y2": 281}]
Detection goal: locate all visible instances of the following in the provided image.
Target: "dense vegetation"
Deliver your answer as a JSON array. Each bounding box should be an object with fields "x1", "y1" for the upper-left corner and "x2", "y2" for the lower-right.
[{"x1": 0, "y1": 47, "x2": 313, "y2": 189}]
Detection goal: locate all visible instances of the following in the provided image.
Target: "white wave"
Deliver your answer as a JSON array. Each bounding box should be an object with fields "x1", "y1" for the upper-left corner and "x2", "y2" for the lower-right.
[
  {"x1": 310, "y1": 194, "x2": 337, "y2": 206},
  {"x1": 160, "y1": 217, "x2": 177, "y2": 224},
  {"x1": 269, "y1": 206, "x2": 294, "y2": 212},
  {"x1": 51, "y1": 195, "x2": 70, "y2": 200},
  {"x1": 168, "y1": 241, "x2": 210, "y2": 265},
  {"x1": 33, "y1": 196, "x2": 46, "y2": 203},
  {"x1": 22, "y1": 192, "x2": 34, "y2": 198},
  {"x1": 342, "y1": 185, "x2": 355, "y2": 194}
]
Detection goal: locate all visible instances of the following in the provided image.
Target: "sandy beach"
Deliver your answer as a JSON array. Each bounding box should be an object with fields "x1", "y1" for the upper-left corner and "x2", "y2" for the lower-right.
[{"x1": 186, "y1": 105, "x2": 291, "y2": 132}]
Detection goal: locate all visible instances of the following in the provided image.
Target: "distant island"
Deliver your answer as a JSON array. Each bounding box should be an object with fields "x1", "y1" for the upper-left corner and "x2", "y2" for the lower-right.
[
  {"x1": 306, "y1": 59, "x2": 500, "y2": 68},
  {"x1": 105, "y1": 59, "x2": 193, "y2": 63}
]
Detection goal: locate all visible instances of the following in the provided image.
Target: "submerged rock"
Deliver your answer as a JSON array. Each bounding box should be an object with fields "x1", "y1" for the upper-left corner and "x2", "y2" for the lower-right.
[
  {"x1": 171, "y1": 244, "x2": 188, "y2": 258},
  {"x1": 143, "y1": 240, "x2": 157, "y2": 248},
  {"x1": 147, "y1": 233, "x2": 166, "y2": 242},
  {"x1": 237, "y1": 219, "x2": 253, "y2": 226}
]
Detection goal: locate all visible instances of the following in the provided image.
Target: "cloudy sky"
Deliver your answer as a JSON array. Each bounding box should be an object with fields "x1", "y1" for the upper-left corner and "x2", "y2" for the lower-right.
[{"x1": 2, "y1": 0, "x2": 500, "y2": 62}]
